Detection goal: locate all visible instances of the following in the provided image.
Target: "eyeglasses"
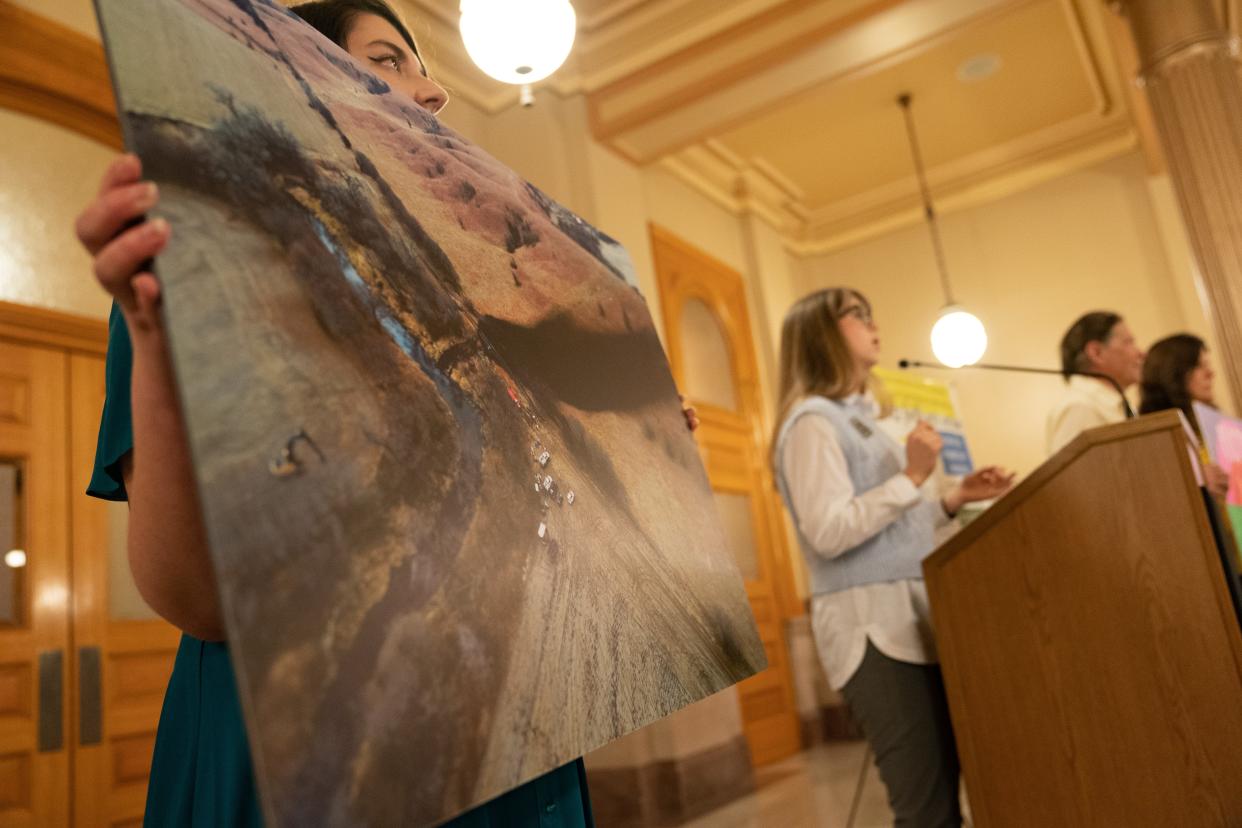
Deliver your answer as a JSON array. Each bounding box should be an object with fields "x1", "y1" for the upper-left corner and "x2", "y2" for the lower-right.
[{"x1": 838, "y1": 305, "x2": 874, "y2": 326}]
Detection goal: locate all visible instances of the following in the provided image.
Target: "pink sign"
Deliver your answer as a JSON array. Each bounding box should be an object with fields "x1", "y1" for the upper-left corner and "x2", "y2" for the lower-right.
[{"x1": 1195, "y1": 402, "x2": 1242, "y2": 505}]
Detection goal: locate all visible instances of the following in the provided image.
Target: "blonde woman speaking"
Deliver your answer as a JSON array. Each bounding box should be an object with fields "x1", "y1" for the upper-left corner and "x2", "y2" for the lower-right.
[{"x1": 772, "y1": 288, "x2": 1013, "y2": 826}]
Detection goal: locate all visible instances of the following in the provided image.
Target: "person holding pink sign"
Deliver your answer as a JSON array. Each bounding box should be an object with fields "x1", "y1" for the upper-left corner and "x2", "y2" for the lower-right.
[{"x1": 1139, "y1": 333, "x2": 1230, "y2": 498}]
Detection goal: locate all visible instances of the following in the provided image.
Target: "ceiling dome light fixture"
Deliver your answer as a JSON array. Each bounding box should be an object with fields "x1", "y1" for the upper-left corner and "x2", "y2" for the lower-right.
[
  {"x1": 897, "y1": 93, "x2": 988, "y2": 368},
  {"x1": 459, "y1": 0, "x2": 577, "y2": 99}
]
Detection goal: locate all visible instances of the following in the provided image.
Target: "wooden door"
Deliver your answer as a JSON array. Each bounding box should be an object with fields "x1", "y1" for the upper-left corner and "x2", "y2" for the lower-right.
[
  {"x1": 650, "y1": 225, "x2": 802, "y2": 767},
  {"x1": 3, "y1": 8, "x2": 170, "y2": 821},
  {"x1": 0, "y1": 340, "x2": 71, "y2": 827},
  {"x1": 68, "y1": 352, "x2": 179, "y2": 828},
  {"x1": 0, "y1": 303, "x2": 177, "y2": 827}
]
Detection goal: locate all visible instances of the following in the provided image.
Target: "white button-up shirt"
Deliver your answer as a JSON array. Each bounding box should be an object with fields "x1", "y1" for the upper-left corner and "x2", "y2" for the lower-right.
[
  {"x1": 781, "y1": 395, "x2": 948, "y2": 690},
  {"x1": 1045, "y1": 375, "x2": 1129, "y2": 456}
]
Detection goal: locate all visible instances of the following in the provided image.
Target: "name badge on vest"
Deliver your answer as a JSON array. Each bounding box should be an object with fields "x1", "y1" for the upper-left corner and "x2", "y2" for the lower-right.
[{"x1": 848, "y1": 417, "x2": 873, "y2": 438}]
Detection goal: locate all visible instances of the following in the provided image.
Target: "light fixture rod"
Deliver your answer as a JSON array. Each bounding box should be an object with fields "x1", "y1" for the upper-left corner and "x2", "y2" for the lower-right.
[{"x1": 898, "y1": 93, "x2": 955, "y2": 306}]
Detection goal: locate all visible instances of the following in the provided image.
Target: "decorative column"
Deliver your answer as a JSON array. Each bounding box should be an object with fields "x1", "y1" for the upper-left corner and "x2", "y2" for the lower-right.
[{"x1": 1112, "y1": 0, "x2": 1242, "y2": 408}]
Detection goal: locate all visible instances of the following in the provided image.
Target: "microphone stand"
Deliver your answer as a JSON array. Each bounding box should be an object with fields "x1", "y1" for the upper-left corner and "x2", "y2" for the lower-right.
[{"x1": 898, "y1": 359, "x2": 1135, "y2": 419}]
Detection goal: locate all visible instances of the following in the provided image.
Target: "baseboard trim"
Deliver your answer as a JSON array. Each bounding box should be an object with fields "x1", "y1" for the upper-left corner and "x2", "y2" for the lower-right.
[{"x1": 586, "y1": 735, "x2": 754, "y2": 827}]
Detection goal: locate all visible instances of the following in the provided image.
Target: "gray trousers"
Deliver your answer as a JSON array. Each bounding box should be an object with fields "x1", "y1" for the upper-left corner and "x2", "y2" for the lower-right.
[{"x1": 841, "y1": 641, "x2": 962, "y2": 827}]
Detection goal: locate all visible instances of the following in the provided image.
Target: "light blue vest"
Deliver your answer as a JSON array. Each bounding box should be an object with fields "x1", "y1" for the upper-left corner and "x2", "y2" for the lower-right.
[{"x1": 774, "y1": 395, "x2": 935, "y2": 595}]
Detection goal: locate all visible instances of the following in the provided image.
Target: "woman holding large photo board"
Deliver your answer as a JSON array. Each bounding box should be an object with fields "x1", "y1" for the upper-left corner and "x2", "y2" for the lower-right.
[
  {"x1": 771, "y1": 288, "x2": 1013, "y2": 826},
  {"x1": 72, "y1": 1, "x2": 677, "y2": 824}
]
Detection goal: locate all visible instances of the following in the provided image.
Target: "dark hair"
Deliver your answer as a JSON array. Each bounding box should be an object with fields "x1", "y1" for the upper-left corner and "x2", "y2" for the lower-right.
[
  {"x1": 289, "y1": 0, "x2": 420, "y2": 60},
  {"x1": 1138, "y1": 333, "x2": 1206, "y2": 433},
  {"x1": 1060, "y1": 311, "x2": 1122, "y2": 380}
]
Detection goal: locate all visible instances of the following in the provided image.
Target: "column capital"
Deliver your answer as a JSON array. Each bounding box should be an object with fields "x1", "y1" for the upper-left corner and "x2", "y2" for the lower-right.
[{"x1": 1108, "y1": 0, "x2": 1236, "y2": 75}]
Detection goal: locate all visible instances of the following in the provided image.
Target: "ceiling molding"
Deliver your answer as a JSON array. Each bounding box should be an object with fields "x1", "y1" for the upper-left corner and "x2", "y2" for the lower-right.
[
  {"x1": 1097, "y1": 0, "x2": 1164, "y2": 174},
  {"x1": 403, "y1": 0, "x2": 1129, "y2": 131},
  {"x1": 0, "y1": 0, "x2": 121, "y2": 149},
  {"x1": 571, "y1": 0, "x2": 798, "y2": 91},
  {"x1": 659, "y1": 110, "x2": 1137, "y2": 257},
  {"x1": 577, "y1": 0, "x2": 659, "y2": 30},
  {"x1": 657, "y1": 155, "x2": 746, "y2": 220},
  {"x1": 598, "y1": 0, "x2": 1143, "y2": 259},
  {"x1": 789, "y1": 118, "x2": 1137, "y2": 255},
  {"x1": 659, "y1": 141, "x2": 811, "y2": 234},
  {"x1": 589, "y1": 0, "x2": 904, "y2": 143},
  {"x1": 587, "y1": 0, "x2": 1024, "y2": 163},
  {"x1": 1059, "y1": 0, "x2": 1113, "y2": 116}
]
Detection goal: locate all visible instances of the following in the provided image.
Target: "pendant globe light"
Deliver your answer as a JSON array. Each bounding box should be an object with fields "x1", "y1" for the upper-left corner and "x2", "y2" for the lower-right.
[
  {"x1": 897, "y1": 93, "x2": 988, "y2": 368},
  {"x1": 460, "y1": 0, "x2": 577, "y2": 98}
]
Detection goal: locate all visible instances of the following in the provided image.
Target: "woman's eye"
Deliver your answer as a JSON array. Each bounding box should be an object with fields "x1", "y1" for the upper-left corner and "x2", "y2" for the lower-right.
[{"x1": 371, "y1": 55, "x2": 401, "y2": 71}]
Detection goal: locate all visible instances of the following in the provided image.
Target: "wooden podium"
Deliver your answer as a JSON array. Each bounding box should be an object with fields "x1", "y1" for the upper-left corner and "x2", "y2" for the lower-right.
[{"x1": 924, "y1": 412, "x2": 1242, "y2": 826}]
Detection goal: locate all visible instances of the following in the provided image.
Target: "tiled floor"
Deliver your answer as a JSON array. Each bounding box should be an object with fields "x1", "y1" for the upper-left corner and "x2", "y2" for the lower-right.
[
  {"x1": 679, "y1": 741, "x2": 974, "y2": 828},
  {"x1": 679, "y1": 741, "x2": 894, "y2": 828}
]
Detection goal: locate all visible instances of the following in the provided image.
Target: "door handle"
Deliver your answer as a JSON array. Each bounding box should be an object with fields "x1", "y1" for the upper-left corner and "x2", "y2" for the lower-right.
[
  {"x1": 79, "y1": 646, "x2": 102, "y2": 746},
  {"x1": 37, "y1": 650, "x2": 63, "y2": 752}
]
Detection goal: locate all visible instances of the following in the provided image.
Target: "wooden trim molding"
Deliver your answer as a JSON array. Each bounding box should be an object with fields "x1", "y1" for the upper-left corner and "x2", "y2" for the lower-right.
[
  {"x1": 585, "y1": 736, "x2": 756, "y2": 828},
  {"x1": 0, "y1": 300, "x2": 108, "y2": 356},
  {"x1": 588, "y1": 0, "x2": 905, "y2": 141},
  {"x1": 0, "y1": 1, "x2": 122, "y2": 149}
]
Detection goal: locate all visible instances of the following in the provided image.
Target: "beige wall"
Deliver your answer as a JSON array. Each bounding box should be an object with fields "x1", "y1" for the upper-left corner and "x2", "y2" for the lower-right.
[
  {"x1": 740, "y1": 214, "x2": 798, "y2": 410},
  {"x1": 0, "y1": 110, "x2": 114, "y2": 319},
  {"x1": 798, "y1": 152, "x2": 1203, "y2": 477},
  {"x1": 642, "y1": 167, "x2": 749, "y2": 274}
]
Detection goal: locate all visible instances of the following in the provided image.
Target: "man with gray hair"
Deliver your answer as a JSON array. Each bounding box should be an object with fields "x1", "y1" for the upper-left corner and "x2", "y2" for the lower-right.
[{"x1": 1046, "y1": 311, "x2": 1145, "y2": 455}]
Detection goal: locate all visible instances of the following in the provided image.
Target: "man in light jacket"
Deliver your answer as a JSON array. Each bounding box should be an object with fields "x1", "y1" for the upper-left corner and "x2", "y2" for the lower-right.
[{"x1": 1046, "y1": 311, "x2": 1145, "y2": 455}]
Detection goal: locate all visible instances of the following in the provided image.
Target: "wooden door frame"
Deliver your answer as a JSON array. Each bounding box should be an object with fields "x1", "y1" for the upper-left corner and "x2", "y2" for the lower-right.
[
  {"x1": 0, "y1": 306, "x2": 104, "y2": 828},
  {"x1": 1, "y1": 302, "x2": 181, "y2": 828},
  {"x1": 0, "y1": 338, "x2": 73, "y2": 827},
  {"x1": 0, "y1": 303, "x2": 107, "y2": 358},
  {"x1": 0, "y1": 1, "x2": 122, "y2": 150},
  {"x1": 650, "y1": 223, "x2": 805, "y2": 766},
  {"x1": 0, "y1": 5, "x2": 120, "y2": 817},
  {"x1": 649, "y1": 224, "x2": 801, "y2": 619}
]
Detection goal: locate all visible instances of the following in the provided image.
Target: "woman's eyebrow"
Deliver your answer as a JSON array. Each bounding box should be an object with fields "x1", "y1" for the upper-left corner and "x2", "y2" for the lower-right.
[{"x1": 366, "y1": 39, "x2": 406, "y2": 54}]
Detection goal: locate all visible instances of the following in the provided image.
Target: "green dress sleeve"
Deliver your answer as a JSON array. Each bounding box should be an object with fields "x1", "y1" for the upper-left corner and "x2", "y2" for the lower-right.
[{"x1": 86, "y1": 303, "x2": 134, "y2": 502}]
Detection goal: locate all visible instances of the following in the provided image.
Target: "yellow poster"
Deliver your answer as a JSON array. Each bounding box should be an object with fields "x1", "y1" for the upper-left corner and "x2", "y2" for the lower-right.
[{"x1": 873, "y1": 368, "x2": 974, "y2": 476}]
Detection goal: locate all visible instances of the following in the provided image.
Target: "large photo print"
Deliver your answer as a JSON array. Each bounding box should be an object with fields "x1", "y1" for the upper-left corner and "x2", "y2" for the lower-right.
[{"x1": 93, "y1": 0, "x2": 765, "y2": 824}]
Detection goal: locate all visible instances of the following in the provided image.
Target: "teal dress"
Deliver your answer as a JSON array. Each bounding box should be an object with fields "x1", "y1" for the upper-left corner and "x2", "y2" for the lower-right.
[{"x1": 87, "y1": 304, "x2": 594, "y2": 827}]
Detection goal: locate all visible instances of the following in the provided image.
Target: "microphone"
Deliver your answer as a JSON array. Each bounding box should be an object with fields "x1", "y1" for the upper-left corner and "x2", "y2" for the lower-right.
[{"x1": 897, "y1": 359, "x2": 1135, "y2": 419}]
